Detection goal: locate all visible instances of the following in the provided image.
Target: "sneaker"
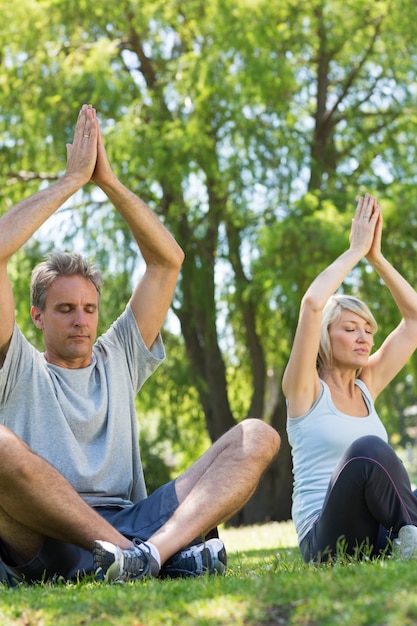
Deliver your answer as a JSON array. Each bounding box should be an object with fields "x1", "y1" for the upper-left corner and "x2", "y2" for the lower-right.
[
  {"x1": 397, "y1": 525, "x2": 417, "y2": 559},
  {"x1": 93, "y1": 539, "x2": 159, "y2": 582},
  {"x1": 160, "y1": 538, "x2": 227, "y2": 578}
]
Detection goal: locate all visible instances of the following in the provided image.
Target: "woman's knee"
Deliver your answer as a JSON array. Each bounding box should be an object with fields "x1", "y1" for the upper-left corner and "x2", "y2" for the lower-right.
[{"x1": 344, "y1": 435, "x2": 395, "y2": 464}]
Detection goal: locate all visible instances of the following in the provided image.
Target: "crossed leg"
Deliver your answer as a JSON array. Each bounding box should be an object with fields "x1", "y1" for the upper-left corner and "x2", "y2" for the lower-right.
[
  {"x1": 0, "y1": 419, "x2": 280, "y2": 568},
  {"x1": 149, "y1": 418, "x2": 280, "y2": 562},
  {"x1": 0, "y1": 426, "x2": 133, "y2": 564}
]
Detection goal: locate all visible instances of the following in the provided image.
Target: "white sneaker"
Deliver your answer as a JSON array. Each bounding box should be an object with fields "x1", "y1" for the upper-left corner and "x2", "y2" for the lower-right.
[
  {"x1": 93, "y1": 539, "x2": 159, "y2": 582},
  {"x1": 397, "y1": 525, "x2": 417, "y2": 559},
  {"x1": 159, "y1": 538, "x2": 227, "y2": 578}
]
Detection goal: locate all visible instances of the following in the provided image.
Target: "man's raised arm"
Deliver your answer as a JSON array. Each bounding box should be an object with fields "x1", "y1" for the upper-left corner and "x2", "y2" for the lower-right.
[
  {"x1": 0, "y1": 104, "x2": 98, "y2": 360},
  {"x1": 91, "y1": 121, "x2": 184, "y2": 349}
]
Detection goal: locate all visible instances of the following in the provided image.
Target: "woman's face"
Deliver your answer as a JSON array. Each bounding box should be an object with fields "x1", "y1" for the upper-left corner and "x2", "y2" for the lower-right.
[{"x1": 328, "y1": 309, "x2": 374, "y2": 370}]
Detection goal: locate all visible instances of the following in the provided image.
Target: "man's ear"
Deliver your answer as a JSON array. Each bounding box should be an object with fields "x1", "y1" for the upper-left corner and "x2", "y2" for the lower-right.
[{"x1": 30, "y1": 306, "x2": 44, "y2": 330}]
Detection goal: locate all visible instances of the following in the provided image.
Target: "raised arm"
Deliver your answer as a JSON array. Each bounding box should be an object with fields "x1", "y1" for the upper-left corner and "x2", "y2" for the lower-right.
[
  {"x1": 0, "y1": 104, "x2": 98, "y2": 363},
  {"x1": 360, "y1": 206, "x2": 417, "y2": 398},
  {"x1": 282, "y1": 194, "x2": 379, "y2": 417},
  {"x1": 91, "y1": 122, "x2": 184, "y2": 349}
]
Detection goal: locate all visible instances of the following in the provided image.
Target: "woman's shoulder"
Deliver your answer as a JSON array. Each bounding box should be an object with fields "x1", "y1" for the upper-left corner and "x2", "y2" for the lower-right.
[
  {"x1": 354, "y1": 376, "x2": 372, "y2": 397},
  {"x1": 287, "y1": 378, "x2": 326, "y2": 422}
]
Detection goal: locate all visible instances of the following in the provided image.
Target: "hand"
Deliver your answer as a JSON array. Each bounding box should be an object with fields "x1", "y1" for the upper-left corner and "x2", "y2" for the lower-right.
[
  {"x1": 91, "y1": 121, "x2": 116, "y2": 188},
  {"x1": 365, "y1": 204, "x2": 383, "y2": 263},
  {"x1": 65, "y1": 104, "x2": 98, "y2": 185},
  {"x1": 349, "y1": 194, "x2": 380, "y2": 258}
]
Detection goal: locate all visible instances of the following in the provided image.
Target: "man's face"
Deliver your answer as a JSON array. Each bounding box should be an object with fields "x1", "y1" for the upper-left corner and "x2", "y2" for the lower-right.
[{"x1": 31, "y1": 275, "x2": 99, "y2": 368}]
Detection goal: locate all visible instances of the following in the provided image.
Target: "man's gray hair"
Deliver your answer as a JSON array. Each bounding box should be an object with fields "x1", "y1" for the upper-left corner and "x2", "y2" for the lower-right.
[{"x1": 30, "y1": 252, "x2": 103, "y2": 310}]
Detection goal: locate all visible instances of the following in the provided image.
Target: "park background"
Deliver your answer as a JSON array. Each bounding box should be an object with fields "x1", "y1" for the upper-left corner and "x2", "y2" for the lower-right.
[{"x1": 2, "y1": 0, "x2": 417, "y2": 527}]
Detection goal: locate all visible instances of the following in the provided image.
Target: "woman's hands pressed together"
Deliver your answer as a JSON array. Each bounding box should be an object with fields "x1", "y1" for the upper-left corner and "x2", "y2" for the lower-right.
[{"x1": 349, "y1": 194, "x2": 382, "y2": 261}]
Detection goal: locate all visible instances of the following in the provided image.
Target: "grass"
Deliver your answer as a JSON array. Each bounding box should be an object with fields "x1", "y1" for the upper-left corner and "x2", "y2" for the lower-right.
[{"x1": 1, "y1": 521, "x2": 417, "y2": 625}]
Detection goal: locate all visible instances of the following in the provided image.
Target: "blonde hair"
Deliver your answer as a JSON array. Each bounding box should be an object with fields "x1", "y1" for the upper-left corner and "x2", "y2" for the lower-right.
[{"x1": 317, "y1": 294, "x2": 377, "y2": 373}]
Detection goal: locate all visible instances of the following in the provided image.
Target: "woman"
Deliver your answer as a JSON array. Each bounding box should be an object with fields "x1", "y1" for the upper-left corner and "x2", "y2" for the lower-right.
[{"x1": 282, "y1": 193, "x2": 417, "y2": 562}]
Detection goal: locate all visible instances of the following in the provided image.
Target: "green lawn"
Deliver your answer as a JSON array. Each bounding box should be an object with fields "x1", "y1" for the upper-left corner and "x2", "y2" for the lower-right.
[{"x1": 1, "y1": 521, "x2": 416, "y2": 625}]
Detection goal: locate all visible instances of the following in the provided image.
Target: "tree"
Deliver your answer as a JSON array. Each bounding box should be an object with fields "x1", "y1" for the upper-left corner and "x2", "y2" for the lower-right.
[{"x1": 2, "y1": 0, "x2": 417, "y2": 523}]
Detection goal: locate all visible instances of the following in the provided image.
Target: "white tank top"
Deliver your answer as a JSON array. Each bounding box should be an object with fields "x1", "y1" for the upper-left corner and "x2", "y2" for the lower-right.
[{"x1": 287, "y1": 378, "x2": 388, "y2": 543}]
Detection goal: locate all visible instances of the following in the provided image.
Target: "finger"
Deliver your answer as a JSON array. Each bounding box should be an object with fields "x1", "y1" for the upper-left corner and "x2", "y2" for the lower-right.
[
  {"x1": 82, "y1": 106, "x2": 96, "y2": 140},
  {"x1": 360, "y1": 194, "x2": 376, "y2": 221},
  {"x1": 371, "y1": 203, "x2": 380, "y2": 218},
  {"x1": 355, "y1": 196, "x2": 365, "y2": 217},
  {"x1": 73, "y1": 107, "x2": 88, "y2": 142},
  {"x1": 74, "y1": 105, "x2": 95, "y2": 141}
]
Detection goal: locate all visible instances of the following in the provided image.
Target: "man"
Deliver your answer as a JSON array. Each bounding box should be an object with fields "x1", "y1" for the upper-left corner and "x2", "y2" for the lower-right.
[{"x1": 0, "y1": 104, "x2": 280, "y2": 585}]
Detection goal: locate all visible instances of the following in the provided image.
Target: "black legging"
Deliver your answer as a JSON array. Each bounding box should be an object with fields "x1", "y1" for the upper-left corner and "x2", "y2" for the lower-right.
[{"x1": 300, "y1": 435, "x2": 417, "y2": 562}]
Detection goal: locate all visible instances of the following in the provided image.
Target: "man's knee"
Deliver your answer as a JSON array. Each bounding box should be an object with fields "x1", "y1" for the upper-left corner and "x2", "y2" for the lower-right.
[
  {"x1": 234, "y1": 418, "x2": 280, "y2": 463},
  {"x1": 0, "y1": 426, "x2": 32, "y2": 476},
  {"x1": 0, "y1": 425, "x2": 24, "y2": 451}
]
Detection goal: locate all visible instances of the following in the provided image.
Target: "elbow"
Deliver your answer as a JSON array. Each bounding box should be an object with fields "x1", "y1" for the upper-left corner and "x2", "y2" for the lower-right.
[
  {"x1": 301, "y1": 291, "x2": 326, "y2": 314},
  {"x1": 173, "y1": 245, "x2": 185, "y2": 272},
  {"x1": 178, "y1": 246, "x2": 185, "y2": 267},
  {"x1": 166, "y1": 237, "x2": 184, "y2": 271},
  {"x1": 282, "y1": 365, "x2": 290, "y2": 396}
]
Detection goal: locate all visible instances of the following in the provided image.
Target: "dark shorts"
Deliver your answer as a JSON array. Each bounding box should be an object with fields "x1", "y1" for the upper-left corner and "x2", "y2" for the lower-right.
[{"x1": 0, "y1": 480, "x2": 179, "y2": 586}]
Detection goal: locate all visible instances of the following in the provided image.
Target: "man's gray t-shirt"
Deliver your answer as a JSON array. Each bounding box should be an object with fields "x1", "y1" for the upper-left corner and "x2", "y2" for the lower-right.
[{"x1": 0, "y1": 304, "x2": 165, "y2": 508}]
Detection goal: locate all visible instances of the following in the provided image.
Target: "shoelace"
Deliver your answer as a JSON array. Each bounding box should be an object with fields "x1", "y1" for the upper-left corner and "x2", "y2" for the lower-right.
[
  {"x1": 172, "y1": 545, "x2": 210, "y2": 573},
  {"x1": 122, "y1": 542, "x2": 151, "y2": 578}
]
